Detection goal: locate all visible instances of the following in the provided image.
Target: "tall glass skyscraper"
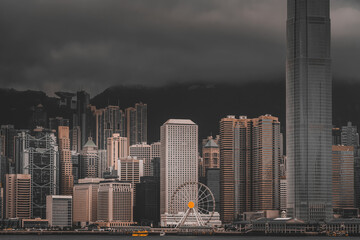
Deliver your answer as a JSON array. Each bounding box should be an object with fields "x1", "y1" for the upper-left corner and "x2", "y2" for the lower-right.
[{"x1": 286, "y1": 0, "x2": 332, "y2": 221}]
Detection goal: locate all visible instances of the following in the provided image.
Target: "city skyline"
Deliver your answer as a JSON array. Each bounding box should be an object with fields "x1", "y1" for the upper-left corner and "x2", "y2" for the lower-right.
[{"x1": 2, "y1": 0, "x2": 360, "y2": 235}]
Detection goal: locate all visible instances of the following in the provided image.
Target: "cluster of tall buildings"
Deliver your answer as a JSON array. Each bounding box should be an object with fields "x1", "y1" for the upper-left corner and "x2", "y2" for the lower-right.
[
  {"x1": 0, "y1": 91, "x2": 156, "y2": 228},
  {"x1": 2, "y1": 0, "x2": 360, "y2": 231}
]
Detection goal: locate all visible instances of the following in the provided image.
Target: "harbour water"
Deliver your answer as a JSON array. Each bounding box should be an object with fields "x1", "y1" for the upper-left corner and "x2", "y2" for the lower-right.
[{"x1": 0, "y1": 236, "x2": 357, "y2": 240}]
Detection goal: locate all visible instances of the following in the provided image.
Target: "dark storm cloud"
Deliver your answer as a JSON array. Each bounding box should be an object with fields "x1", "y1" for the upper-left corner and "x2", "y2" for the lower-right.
[{"x1": 0, "y1": 0, "x2": 359, "y2": 95}]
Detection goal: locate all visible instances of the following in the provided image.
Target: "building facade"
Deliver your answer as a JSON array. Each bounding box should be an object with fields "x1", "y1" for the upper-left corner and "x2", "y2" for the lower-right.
[
  {"x1": 58, "y1": 126, "x2": 74, "y2": 195},
  {"x1": 97, "y1": 181, "x2": 133, "y2": 222},
  {"x1": 94, "y1": 106, "x2": 126, "y2": 150},
  {"x1": 201, "y1": 137, "x2": 220, "y2": 177},
  {"x1": 286, "y1": 0, "x2": 333, "y2": 221},
  {"x1": 80, "y1": 138, "x2": 99, "y2": 179},
  {"x1": 332, "y1": 145, "x2": 354, "y2": 209},
  {"x1": 19, "y1": 130, "x2": 59, "y2": 219},
  {"x1": 160, "y1": 119, "x2": 198, "y2": 217},
  {"x1": 107, "y1": 134, "x2": 128, "y2": 172},
  {"x1": 73, "y1": 178, "x2": 104, "y2": 225},
  {"x1": 46, "y1": 195, "x2": 72, "y2": 228},
  {"x1": 5, "y1": 174, "x2": 31, "y2": 219}
]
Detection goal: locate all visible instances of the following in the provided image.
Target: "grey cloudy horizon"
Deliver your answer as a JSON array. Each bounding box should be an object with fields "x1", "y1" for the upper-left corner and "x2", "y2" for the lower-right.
[{"x1": 0, "y1": 0, "x2": 359, "y2": 96}]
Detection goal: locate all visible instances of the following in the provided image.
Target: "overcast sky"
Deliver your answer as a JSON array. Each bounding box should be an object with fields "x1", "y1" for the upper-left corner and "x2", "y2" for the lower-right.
[{"x1": 0, "y1": 0, "x2": 359, "y2": 96}]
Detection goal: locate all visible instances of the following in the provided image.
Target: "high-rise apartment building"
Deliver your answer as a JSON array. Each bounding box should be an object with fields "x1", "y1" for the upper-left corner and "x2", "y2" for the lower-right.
[
  {"x1": 58, "y1": 126, "x2": 74, "y2": 195},
  {"x1": 219, "y1": 116, "x2": 237, "y2": 223},
  {"x1": 80, "y1": 138, "x2": 99, "y2": 179},
  {"x1": 286, "y1": 0, "x2": 333, "y2": 221},
  {"x1": 332, "y1": 146, "x2": 354, "y2": 210},
  {"x1": 73, "y1": 178, "x2": 104, "y2": 226},
  {"x1": 94, "y1": 106, "x2": 126, "y2": 150},
  {"x1": 46, "y1": 195, "x2": 72, "y2": 228},
  {"x1": 97, "y1": 181, "x2": 134, "y2": 222},
  {"x1": 107, "y1": 134, "x2": 128, "y2": 172},
  {"x1": 160, "y1": 119, "x2": 198, "y2": 216},
  {"x1": 5, "y1": 174, "x2": 31, "y2": 219},
  {"x1": 126, "y1": 103, "x2": 148, "y2": 147},
  {"x1": 220, "y1": 115, "x2": 281, "y2": 222}
]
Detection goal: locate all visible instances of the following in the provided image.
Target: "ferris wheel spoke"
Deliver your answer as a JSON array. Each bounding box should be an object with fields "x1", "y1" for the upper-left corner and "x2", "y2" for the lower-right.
[
  {"x1": 198, "y1": 193, "x2": 212, "y2": 203},
  {"x1": 197, "y1": 205, "x2": 209, "y2": 214},
  {"x1": 197, "y1": 188, "x2": 208, "y2": 203}
]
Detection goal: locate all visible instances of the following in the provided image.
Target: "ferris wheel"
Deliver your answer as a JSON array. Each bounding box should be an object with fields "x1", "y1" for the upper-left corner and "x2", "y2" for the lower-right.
[{"x1": 169, "y1": 182, "x2": 215, "y2": 228}]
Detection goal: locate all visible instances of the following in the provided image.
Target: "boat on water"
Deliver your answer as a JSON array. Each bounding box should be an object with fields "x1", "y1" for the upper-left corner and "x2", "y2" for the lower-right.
[{"x1": 132, "y1": 230, "x2": 149, "y2": 236}]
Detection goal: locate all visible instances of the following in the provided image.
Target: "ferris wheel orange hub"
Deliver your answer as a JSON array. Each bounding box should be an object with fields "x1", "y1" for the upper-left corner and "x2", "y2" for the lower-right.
[{"x1": 188, "y1": 201, "x2": 195, "y2": 209}]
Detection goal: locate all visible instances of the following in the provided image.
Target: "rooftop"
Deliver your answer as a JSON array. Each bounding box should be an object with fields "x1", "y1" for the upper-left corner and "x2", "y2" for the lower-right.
[
  {"x1": 164, "y1": 119, "x2": 196, "y2": 125},
  {"x1": 204, "y1": 139, "x2": 219, "y2": 148}
]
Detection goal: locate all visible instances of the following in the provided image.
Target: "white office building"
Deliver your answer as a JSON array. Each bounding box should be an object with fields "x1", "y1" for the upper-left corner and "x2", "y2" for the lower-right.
[
  {"x1": 160, "y1": 119, "x2": 198, "y2": 224},
  {"x1": 46, "y1": 195, "x2": 72, "y2": 228}
]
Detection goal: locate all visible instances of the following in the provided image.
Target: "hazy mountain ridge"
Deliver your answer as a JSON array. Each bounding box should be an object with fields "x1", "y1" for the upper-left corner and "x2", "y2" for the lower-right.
[{"x1": 0, "y1": 81, "x2": 359, "y2": 143}]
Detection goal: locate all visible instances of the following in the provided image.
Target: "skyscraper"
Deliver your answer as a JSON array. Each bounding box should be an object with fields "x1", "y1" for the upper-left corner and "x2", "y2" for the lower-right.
[
  {"x1": 5, "y1": 174, "x2": 31, "y2": 219},
  {"x1": 286, "y1": 0, "x2": 332, "y2": 221},
  {"x1": 58, "y1": 126, "x2": 74, "y2": 195},
  {"x1": 97, "y1": 181, "x2": 134, "y2": 223},
  {"x1": 80, "y1": 138, "x2": 99, "y2": 179},
  {"x1": 73, "y1": 178, "x2": 104, "y2": 226},
  {"x1": 219, "y1": 116, "x2": 237, "y2": 223},
  {"x1": 18, "y1": 130, "x2": 59, "y2": 219},
  {"x1": 160, "y1": 119, "x2": 198, "y2": 218},
  {"x1": 95, "y1": 106, "x2": 126, "y2": 150},
  {"x1": 126, "y1": 103, "x2": 148, "y2": 147},
  {"x1": 332, "y1": 146, "x2": 354, "y2": 210},
  {"x1": 135, "y1": 102, "x2": 147, "y2": 144},
  {"x1": 107, "y1": 134, "x2": 128, "y2": 172},
  {"x1": 220, "y1": 115, "x2": 282, "y2": 222}
]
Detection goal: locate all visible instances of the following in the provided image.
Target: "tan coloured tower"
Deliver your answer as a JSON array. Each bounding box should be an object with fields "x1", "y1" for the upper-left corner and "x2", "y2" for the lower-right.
[
  {"x1": 97, "y1": 181, "x2": 134, "y2": 222},
  {"x1": 58, "y1": 126, "x2": 74, "y2": 195},
  {"x1": 5, "y1": 174, "x2": 31, "y2": 219},
  {"x1": 73, "y1": 178, "x2": 104, "y2": 225},
  {"x1": 220, "y1": 115, "x2": 282, "y2": 223},
  {"x1": 332, "y1": 145, "x2": 354, "y2": 209},
  {"x1": 107, "y1": 134, "x2": 128, "y2": 171}
]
